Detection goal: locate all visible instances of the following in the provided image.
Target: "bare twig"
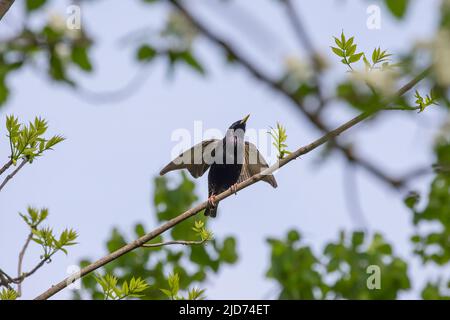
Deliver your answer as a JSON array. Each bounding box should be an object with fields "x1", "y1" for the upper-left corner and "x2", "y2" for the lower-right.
[
  {"x1": 0, "y1": 158, "x2": 27, "y2": 192},
  {"x1": 142, "y1": 239, "x2": 207, "y2": 248},
  {"x1": 0, "y1": 160, "x2": 13, "y2": 176},
  {"x1": 0, "y1": 269, "x2": 14, "y2": 289},
  {"x1": 0, "y1": 0, "x2": 15, "y2": 21},
  {"x1": 14, "y1": 258, "x2": 49, "y2": 283},
  {"x1": 16, "y1": 232, "x2": 33, "y2": 296}
]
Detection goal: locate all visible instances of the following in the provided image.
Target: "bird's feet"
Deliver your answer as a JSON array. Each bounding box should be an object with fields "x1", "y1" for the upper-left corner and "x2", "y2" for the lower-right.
[
  {"x1": 230, "y1": 183, "x2": 238, "y2": 195},
  {"x1": 207, "y1": 194, "x2": 217, "y2": 207}
]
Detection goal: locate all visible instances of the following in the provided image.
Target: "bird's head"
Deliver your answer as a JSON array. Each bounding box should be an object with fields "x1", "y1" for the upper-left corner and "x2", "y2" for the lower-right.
[{"x1": 228, "y1": 114, "x2": 250, "y2": 132}]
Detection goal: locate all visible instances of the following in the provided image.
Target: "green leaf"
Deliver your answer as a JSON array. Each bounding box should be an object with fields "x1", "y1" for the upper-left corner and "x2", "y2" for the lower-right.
[
  {"x1": 351, "y1": 231, "x2": 365, "y2": 247},
  {"x1": 179, "y1": 51, "x2": 205, "y2": 75},
  {"x1": 348, "y1": 53, "x2": 364, "y2": 63},
  {"x1": 333, "y1": 37, "x2": 343, "y2": 49},
  {"x1": 331, "y1": 47, "x2": 345, "y2": 57},
  {"x1": 26, "y1": 0, "x2": 47, "y2": 12},
  {"x1": 71, "y1": 46, "x2": 93, "y2": 72},
  {"x1": 384, "y1": 0, "x2": 409, "y2": 19},
  {"x1": 344, "y1": 37, "x2": 354, "y2": 50},
  {"x1": 137, "y1": 45, "x2": 157, "y2": 62},
  {"x1": 0, "y1": 77, "x2": 10, "y2": 106},
  {"x1": 160, "y1": 288, "x2": 173, "y2": 299},
  {"x1": 219, "y1": 237, "x2": 238, "y2": 263},
  {"x1": 404, "y1": 192, "x2": 420, "y2": 209}
]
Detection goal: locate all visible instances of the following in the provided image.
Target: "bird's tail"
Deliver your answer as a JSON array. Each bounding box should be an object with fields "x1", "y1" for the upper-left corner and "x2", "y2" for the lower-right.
[{"x1": 204, "y1": 203, "x2": 218, "y2": 218}]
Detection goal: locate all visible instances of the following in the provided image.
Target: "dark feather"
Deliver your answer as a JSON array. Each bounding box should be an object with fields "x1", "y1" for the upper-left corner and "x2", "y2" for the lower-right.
[{"x1": 159, "y1": 139, "x2": 220, "y2": 178}]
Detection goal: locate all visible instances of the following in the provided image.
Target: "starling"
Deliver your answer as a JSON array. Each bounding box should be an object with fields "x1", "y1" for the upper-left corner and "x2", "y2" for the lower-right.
[{"x1": 160, "y1": 115, "x2": 277, "y2": 218}]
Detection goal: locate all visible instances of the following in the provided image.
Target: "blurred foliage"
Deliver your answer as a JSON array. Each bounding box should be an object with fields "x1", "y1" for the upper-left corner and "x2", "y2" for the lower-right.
[
  {"x1": 136, "y1": 9, "x2": 205, "y2": 76},
  {"x1": 383, "y1": 0, "x2": 410, "y2": 19},
  {"x1": 406, "y1": 138, "x2": 450, "y2": 265},
  {"x1": 267, "y1": 230, "x2": 410, "y2": 299},
  {"x1": 421, "y1": 279, "x2": 450, "y2": 300},
  {"x1": 0, "y1": 1, "x2": 92, "y2": 107},
  {"x1": 73, "y1": 172, "x2": 238, "y2": 300}
]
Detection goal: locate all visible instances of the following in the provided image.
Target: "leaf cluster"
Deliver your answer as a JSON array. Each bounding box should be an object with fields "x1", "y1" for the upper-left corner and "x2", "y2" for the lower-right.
[
  {"x1": 269, "y1": 122, "x2": 291, "y2": 160},
  {"x1": 6, "y1": 115, "x2": 64, "y2": 164},
  {"x1": 160, "y1": 272, "x2": 206, "y2": 300},
  {"x1": 94, "y1": 273, "x2": 149, "y2": 300}
]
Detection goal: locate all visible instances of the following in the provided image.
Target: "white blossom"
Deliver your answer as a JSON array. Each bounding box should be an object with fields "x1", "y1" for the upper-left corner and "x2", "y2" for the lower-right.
[
  {"x1": 351, "y1": 68, "x2": 398, "y2": 96},
  {"x1": 283, "y1": 55, "x2": 313, "y2": 84},
  {"x1": 433, "y1": 29, "x2": 450, "y2": 87},
  {"x1": 47, "y1": 11, "x2": 66, "y2": 33}
]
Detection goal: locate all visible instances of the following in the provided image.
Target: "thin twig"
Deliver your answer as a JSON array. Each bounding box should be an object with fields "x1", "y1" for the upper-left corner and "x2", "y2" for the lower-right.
[
  {"x1": 142, "y1": 239, "x2": 207, "y2": 248},
  {"x1": 0, "y1": 160, "x2": 13, "y2": 176},
  {"x1": 16, "y1": 232, "x2": 33, "y2": 296},
  {"x1": 0, "y1": 158, "x2": 27, "y2": 192},
  {"x1": 14, "y1": 259, "x2": 48, "y2": 283},
  {"x1": 0, "y1": 268, "x2": 15, "y2": 289}
]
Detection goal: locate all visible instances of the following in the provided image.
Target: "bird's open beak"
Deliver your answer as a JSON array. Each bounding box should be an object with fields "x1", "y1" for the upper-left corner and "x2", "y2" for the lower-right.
[{"x1": 241, "y1": 114, "x2": 250, "y2": 124}]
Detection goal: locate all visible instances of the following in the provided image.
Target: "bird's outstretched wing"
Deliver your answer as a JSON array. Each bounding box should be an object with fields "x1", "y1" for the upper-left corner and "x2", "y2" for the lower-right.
[
  {"x1": 159, "y1": 139, "x2": 220, "y2": 178},
  {"x1": 238, "y1": 142, "x2": 278, "y2": 188}
]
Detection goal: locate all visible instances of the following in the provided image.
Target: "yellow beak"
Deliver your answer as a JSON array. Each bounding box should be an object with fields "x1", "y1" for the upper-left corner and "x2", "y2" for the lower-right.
[{"x1": 241, "y1": 114, "x2": 250, "y2": 124}]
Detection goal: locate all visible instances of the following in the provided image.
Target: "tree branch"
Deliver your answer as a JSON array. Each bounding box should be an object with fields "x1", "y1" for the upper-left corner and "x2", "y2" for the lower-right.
[
  {"x1": 16, "y1": 232, "x2": 33, "y2": 296},
  {"x1": 141, "y1": 239, "x2": 207, "y2": 248},
  {"x1": 283, "y1": 0, "x2": 317, "y2": 66},
  {"x1": 0, "y1": 158, "x2": 27, "y2": 192},
  {"x1": 14, "y1": 258, "x2": 49, "y2": 283},
  {"x1": 168, "y1": 0, "x2": 430, "y2": 190},
  {"x1": 0, "y1": 160, "x2": 13, "y2": 176},
  {"x1": 0, "y1": 0, "x2": 15, "y2": 21},
  {"x1": 0, "y1": 268, "x2": 14, "y2": 289}
]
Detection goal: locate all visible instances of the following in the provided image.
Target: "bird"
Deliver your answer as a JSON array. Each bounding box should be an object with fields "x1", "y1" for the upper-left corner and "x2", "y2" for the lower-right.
[{"x1": 159, "y1": 114, "x2": 277, "y2": 218}]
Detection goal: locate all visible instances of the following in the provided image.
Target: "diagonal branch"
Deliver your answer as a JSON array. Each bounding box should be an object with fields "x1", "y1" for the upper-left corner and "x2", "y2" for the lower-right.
[
  {"x1": 14, "y1": 258, "x2": 49, "y2": 283},
  {"x1": 0, "y1": 160, "x2": 13, "y2": 176},
  {"x1": 168, "y1": 0, "x2": 430, "y2": 190},
  {"x1": 33, "y1": 65, "x2": 428, "y2": 300},
  {"x1": 0, "y1": 0, "x2": 15, "y2": 21}
]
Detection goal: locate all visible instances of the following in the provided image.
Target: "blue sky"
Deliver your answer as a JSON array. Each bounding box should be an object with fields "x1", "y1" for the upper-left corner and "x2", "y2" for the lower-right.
[{"x1": 0, "y1": 0, "x2": 445, "y2": 299}]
